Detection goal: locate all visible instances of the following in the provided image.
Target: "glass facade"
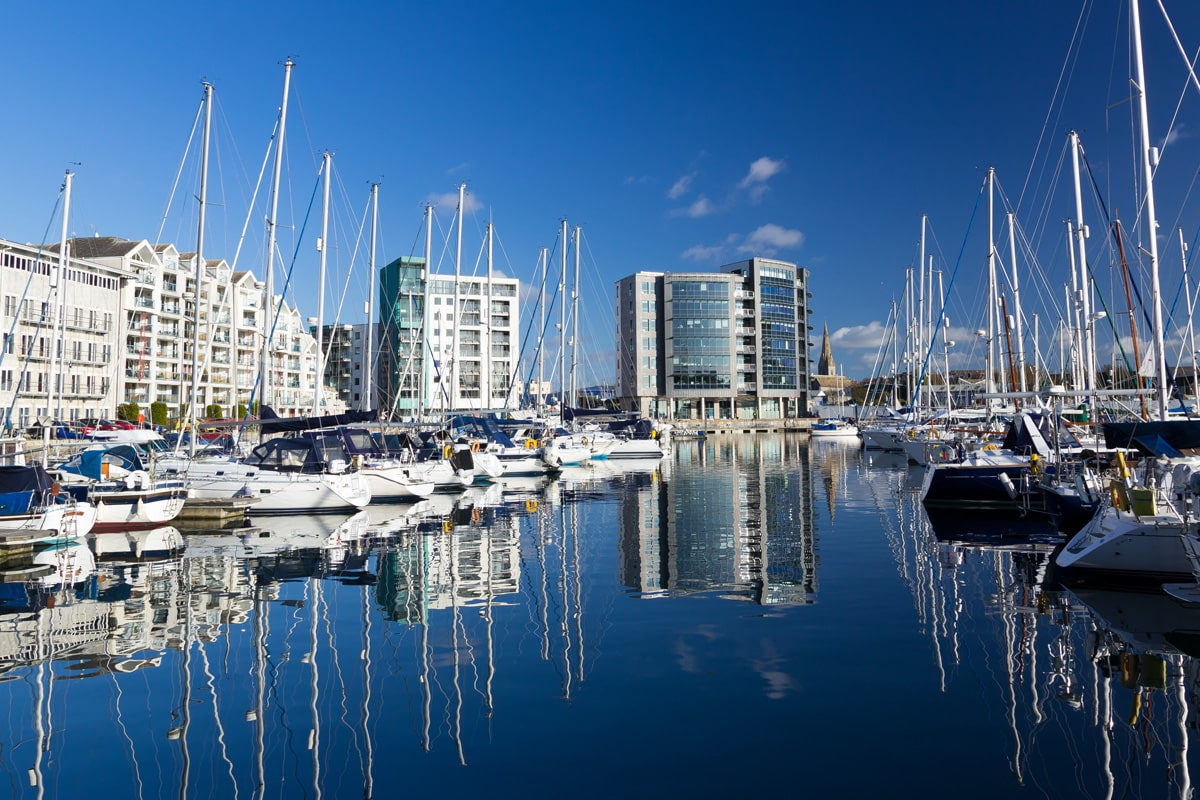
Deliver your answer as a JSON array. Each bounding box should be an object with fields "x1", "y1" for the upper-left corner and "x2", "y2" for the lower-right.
[
  {"x1": 758, "y1": 270, "x2": 798, "y2": 391},
  {"x1": 670, "y1": 282, "x2": 731, "y2": 390}
]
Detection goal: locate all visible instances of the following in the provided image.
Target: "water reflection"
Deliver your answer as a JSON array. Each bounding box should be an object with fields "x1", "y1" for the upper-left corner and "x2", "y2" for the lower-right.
[
  {"x1": 2, "y1": 437, "x2": 1199, "y2": 796},
  {"x1": 875, "y1": 447, "x2": 1200, "y2": 799}
]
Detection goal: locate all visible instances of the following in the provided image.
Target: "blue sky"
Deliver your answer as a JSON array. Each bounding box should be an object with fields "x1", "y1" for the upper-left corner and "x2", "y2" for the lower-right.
[{"x1": 8, "y1": 2, "x2": 1200, "y2": 384}]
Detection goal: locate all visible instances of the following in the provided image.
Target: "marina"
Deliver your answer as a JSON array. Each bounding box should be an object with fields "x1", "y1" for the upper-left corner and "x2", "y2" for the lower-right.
[{"x1": 0, "y1": 433, "x2": 1197, "y2": 798}]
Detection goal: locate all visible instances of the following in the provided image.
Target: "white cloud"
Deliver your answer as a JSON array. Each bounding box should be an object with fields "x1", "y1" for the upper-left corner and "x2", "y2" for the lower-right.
[
  {"x1": 739, "y1": 157, "x2": 785, "y2": 189},
  {"x1": 739, "y1": 223, "x2": 803, "y2": 255},
  {"x1": 668, "y1": 172, "x2": 695, "y2": 199},
  {"x1": 426, "y1": 189, "x2": 482, "y2": 215},
  {"x1": 831, "y1": 321, "x2": 889, "y2": 349},
  {"x1": 681, "y1": 243, "x2": 725, "y2": 262},
  {"x1": 669, "y1": 195, "x2": 716, "y2": 218}
]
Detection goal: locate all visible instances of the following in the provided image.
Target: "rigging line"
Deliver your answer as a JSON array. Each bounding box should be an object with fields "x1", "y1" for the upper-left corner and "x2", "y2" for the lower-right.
[
  {"x1": 155, "y1": 94, "x2": 205, "y2": 247},
  {"x1": 911, "y1": 178, "x2": 986, "y2": 416},
  {"x1": 1014, "y1": 0, "x2": 1094, "y2": 215},
  {"x1": 515, "y1": 262, "x2": 564, "y2": 403}
]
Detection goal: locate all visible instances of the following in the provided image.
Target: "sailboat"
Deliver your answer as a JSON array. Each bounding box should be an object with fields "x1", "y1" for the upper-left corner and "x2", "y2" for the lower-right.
[
  {"x1": 155, "y1": 74, "x2": 371, "y2": 515},
  {"x1": 52, "y1": 443, "x2": 187, "y2": 531}
]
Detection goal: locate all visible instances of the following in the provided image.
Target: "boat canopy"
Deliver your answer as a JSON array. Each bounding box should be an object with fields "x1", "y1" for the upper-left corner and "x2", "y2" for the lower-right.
[
  {"x1": 1102, "y1": 420, "x2": 1200, "y2": 457},
  {"x1": 1000, "y1": 411, "x2": 1082, "y2": 458},
  {"x1": 57, "y1": 444, "x2": 145, "y2": 481},
  {"x1": 446, "y1": 416, "x2": 518, "y2": 448},
  {"x1": 244, "y1": 436, "x2": 350, "y2": 473},
  {"x1": 0, "y1": 464, "x2": 55, "y2": 515}
]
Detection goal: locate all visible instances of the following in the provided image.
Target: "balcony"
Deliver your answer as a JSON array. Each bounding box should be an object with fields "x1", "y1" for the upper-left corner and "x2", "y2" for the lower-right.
[
  {"x1": 737, "y1": 383, "x2": 758, "y2": 393},
  {"x1": 736, "y1": 307, "x2": 756, "y2": 318}
]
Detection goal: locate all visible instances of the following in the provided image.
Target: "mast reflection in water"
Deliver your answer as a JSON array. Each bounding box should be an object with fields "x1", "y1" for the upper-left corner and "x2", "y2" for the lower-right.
[{"x1": 0, "y1": 435, "x2": 1198, "y2": 797}]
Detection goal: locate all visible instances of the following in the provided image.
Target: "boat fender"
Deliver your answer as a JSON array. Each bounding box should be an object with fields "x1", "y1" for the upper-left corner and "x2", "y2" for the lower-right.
[
  {"x1": 1029, "y1": 454, "x2": 1041, "y2": 478},
  {"x1": 471, "y1": 507, "x2": 482, "y2": 524},
  {"x1": 982, "y1": 443, "x2": 999, "y2": 452},
  {"x1": 444, "y1": 444, "x2": 454, "y2": 460},
  {"x1": 1075, "y1": 474, "x2": 1095, "y2": 506},
  {"x1": 650, "y1": 430, "x2": 657, "y2": 439},
  {"x1": 997, "y1": 472, "x2": 1018, "y2": 500}
]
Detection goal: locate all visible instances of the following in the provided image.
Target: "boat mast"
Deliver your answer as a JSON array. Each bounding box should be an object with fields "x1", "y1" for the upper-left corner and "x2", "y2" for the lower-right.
[
  {"x1": 420, "y1": 202, "x2": 433, "y2": 420},
  {"x1": 485, "y1": 220, "x2": 493, "y2": 410},
  {"x1": 261, "y1": 57, "x2": 293, "y2": 412},
  {"x1": 985, "y1": 167, "x2": 997, "y2": 401},
  {"x1": 1065, "y1": 219, "x2": 1083, "y2": 393},
  {"x1": 1181, "y1": 227, "x2": 1198, "y2": 410},
  {"x1": 917, "y1": 215, "x2": 926, "y2": 413},
  {"x1": 559, "y1": 219, "x2": 567, "y2": 414},
  {"x1": 538, "y1": 246, "x2": 547, "y2": 412},
  {"x1": 1069, "y1": 131, "x2": 1095, "y2": 396},
  {"x1": 50, "y1": 169, "x2": 72, "y2": 430},
  {"x1": 1131, "y1": 0, "x2": 1168, "y2": 420},
  {"x1": 570, "y1": 224, "x2": 581, "y2": 408},
  {"x1": 1006, "y1": 213, "x2": 1027, "y2": 393},
  {"x1": 452, "y1": 183, "x2": 465, "y2": 411},
  {"x1": 364, "y1": 182, "x2": 378, "y2": 412},
  {"x1": 315, "y1": 151, "x2": 331, "y2": 417},
  {"x1": 188, "y1": 81, "x2": 213, "y2": 457}
]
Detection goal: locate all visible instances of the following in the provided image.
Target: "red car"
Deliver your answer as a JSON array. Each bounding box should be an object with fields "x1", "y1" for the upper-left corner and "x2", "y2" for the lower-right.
[{"x1": 99, "y1": 419, "x2": 137, "y2": 431}]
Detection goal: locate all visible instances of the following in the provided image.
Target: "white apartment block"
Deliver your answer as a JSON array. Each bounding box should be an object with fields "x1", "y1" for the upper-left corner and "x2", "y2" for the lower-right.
[
  {"x1": 25, "y1": 236, "x2": 323, "y2": 427},
  {"x1": 0, "y1": 239, "x2": 125, "y2": 432}
]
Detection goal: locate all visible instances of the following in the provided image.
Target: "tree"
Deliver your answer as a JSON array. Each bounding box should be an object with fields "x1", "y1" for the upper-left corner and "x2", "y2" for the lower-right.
[
  {"x1": 205, "y1": 403, "x2": 223, "y2": 419},
  {"x1": 117, "y1": 402, "x2": 140, "y2": 422},
  {"x1": 151, "y1": 401, "x2": 168, "y2": 427}
]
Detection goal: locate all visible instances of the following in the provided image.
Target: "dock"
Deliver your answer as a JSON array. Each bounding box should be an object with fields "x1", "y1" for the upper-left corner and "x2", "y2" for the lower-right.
[
  {"x1": 668, "y1": 419, "x2": 816, "y2": 437},
  {"x1": 174, "y1": 496, "x2": 260, "y2": 528}
]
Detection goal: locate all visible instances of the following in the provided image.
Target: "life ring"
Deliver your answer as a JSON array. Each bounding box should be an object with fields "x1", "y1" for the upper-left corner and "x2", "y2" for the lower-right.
[
  {"x1": 470, "y1": 441, "x2": 480, "y2": 453},
  {"x1": 525, "y1": 438, "x2": 538, "y2": 450},
  {"x1": 982, "y1": 443, "x2": 998, "y2": 452},
  {"x1": 443, "y1": 444, "x2": 454, "y2": 459},
  {"x1": 581, "y1": 436, "x2": 589, "y2": 446},
  {"x1": 525, "y1": 499, "x2": 539, "y2": 513},
  {"x1": 934, "y1": 444, "x2": 954, "y2": 462},
  {"x1": 442, "y1": 518, "x2": 453, "y2": 533}
]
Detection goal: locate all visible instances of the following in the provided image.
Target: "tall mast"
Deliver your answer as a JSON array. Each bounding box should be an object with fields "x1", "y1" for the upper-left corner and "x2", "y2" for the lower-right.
[
  {"x1": 1131, "y1": 0, "x2": 1168, "y2": 420},
  {"x1": 559, "y1": 219, "x2": 567, "y2": 413},
  {"x1": 452, "y1": 183, "x2": 465, "y2": 410},
  {"x1": 1006, "y1": 212, "x2": 1027, "y2": 393},
  {"x1": 364, "y1": 182, "x2": 378, "y2": 412},
  {"x1": 985, "y1": 167, "x2": 997, "y2": 400},
  {"x1": 50, "y1": 170, "x2": 72, "y2": 430},
  {"x1": 1181, "y1": 227, "x2": 1198, "y2": 410},
  {"x1": 538, "y1": 247, "x2": 547, "y2": 411},
  {"x1": 189, "y1": 82, "x2": 213, "y2": 455},
  {"x1": 484, "y1": 220, "x2": 493, "y2": 409},
  {"x1": 315, "y1": 151, "x2": 331, "y2": 417},
  {"x1": 1069, "y1": 131, "x2": 1095, "y2": 395},
  {"x1": 570, "y1": 225, "x2": 581, "y2": 408},
  {"x1": 917, "y1": 215, "x2": 926, "y2": 413},
  {"x1": 420, "y1": 203, "x2": 433, "y2": 419},
  {"x1": 1065, "y1": 219, "x2": 1083, "y2": 392},
  {"x1": 261, "y1": 57, "x2": 293, "y2": 412}
]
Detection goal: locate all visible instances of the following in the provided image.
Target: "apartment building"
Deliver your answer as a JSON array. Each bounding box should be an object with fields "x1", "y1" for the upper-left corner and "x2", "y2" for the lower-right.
[
  {"x1": 377, "y1": 256, "x2": 521, "y2": 417},
  {"x1": 615, "y1": 257, "x2": 813, "y2": 420},
  {"x1": 0, "y1": 239, "x2": 125, "y2": 432},
  {"x1": 30, "y1": 236, "x2": 321, "y2": 426}
]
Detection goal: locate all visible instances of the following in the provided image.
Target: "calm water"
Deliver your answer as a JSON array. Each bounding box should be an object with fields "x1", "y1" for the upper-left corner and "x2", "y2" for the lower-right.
[{"x1": 1, "y1": 434, "x2": 1197, "y2": 798}]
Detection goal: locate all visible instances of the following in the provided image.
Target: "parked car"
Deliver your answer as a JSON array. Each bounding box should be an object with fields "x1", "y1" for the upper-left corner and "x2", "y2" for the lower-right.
[
  {"x1": 75, "y1": 418, "x2": 101, "y2": 436},
  {"x1": 100, "y1": 419, "x2": 137, "y2": 431},
  {"x1": 25, "y1": 419, "x2": 84, "y2": 439}
]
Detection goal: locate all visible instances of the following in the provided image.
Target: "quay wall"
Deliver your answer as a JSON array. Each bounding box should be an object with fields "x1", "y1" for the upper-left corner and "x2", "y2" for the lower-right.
[{"x1": 668, "y1": 418, "x2": 814, "y2": 436}]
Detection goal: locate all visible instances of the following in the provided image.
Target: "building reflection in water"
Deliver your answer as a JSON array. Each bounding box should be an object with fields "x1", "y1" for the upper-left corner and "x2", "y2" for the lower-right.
[{"x1": 619, "y1": 435, "x2": 816, "y2": 605}]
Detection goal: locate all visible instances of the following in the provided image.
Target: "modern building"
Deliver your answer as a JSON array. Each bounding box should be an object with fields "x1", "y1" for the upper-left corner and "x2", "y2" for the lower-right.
[
  {"x1": 615, "y1": 257, "x2": 813, "y2": 420},
  {"x1": 377, "y1": 255, "x2": 521, "y2": 417},
  {"x1": 311, "y1": 322, "x2": 372, "y2": 411}
]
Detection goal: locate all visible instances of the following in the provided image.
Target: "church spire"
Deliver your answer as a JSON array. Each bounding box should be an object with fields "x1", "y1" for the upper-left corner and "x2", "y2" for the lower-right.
[{"x1": 818, "y1": 323, "x2": 835, "y2": 375}]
